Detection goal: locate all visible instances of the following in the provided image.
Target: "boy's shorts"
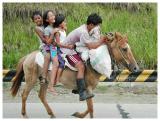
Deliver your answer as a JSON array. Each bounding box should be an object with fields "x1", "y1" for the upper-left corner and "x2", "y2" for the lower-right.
[{"x1": 66, "y1": 54, "x2": 82, "y2": 67}]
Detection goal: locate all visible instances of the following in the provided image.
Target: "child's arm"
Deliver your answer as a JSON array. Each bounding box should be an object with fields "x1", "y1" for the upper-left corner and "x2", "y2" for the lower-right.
[
  {"x1": 44, "y1": 28, "x2": 55, "y2": 45},
  {"x1": 84, "y1": 36, "x2": 106, "y2": 49},
  {"x1": 45, "y1": 34, "x2": 55, "y2": 45},
  {"x1": 85, "y1": 41, "x2": 103, "y2": 49},
  {"x1": 81, "y1": 33, "x2": 106, "y2": 50},
  {"x1": 35, "y1": 27, "x2": 46, "y2": 43},
  {"x1": 54, "y1": 32, "x2": 74, "y2": 49}
]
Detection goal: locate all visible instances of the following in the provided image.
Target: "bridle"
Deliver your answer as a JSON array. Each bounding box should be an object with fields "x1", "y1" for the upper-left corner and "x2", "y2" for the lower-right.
[
  {"x1": 106, "y1": 33, "x2": 130, "y2": 70},
  {"x1": 106, "y1": 33, "x2": 131, "y2": 81},
  {"x1": 118, "y1": 43, "x2": 130, "y2": 68}
]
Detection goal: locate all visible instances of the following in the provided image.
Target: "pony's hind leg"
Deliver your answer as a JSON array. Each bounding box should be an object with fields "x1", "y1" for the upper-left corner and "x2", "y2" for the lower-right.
[
  {"x1": 21, "y1": 82, "x2": 35, "y2": 118},
  {"x1": 39, "y1": 83, "x2": 55, "y2": 118},
  {"x1": 21, "y1": 60, "x2": 37, "y2": 118}
]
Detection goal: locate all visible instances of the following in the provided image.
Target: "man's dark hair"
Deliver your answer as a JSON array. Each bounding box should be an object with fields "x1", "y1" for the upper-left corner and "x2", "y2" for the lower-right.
[
  {"x1": 54, "y1": 14, "x2": 65, "y2": 28},
  {"x1": 87, "y1": 13, "x2": 102, "y2": 25},
  {"x1": 31, "y1": 11, "x2": 42, "y2": 21}
]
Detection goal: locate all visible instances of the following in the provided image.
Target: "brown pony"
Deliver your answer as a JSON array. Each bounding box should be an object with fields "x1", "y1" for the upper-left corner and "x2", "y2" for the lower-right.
[{"x1": 10, "y1": 32, "x2": 139, "y2": 118}]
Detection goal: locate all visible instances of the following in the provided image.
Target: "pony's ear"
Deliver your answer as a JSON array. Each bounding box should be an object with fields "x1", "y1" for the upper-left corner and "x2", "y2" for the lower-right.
[
  {"x1": 105, "y1": 32, "x2": 114, "y2": 42},
  {"x1": 123, "y1": 35, "x2": 128, "y2": 43},
  {"x1": 115, "y1": 32, "x2": 123, "y2": 41}
]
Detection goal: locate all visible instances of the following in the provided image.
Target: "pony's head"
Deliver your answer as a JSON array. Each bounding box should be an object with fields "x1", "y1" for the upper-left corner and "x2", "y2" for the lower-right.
[{"x1": 105, "y1": 32, "x2": 139, "y2": 72}]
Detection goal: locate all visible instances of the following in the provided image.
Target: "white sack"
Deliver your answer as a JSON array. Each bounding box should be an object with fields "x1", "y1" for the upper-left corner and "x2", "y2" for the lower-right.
[
  {"x1": 89, "y1": 45, "x2": 112, "y2": 78},
  {"x1": 76, "y1": 42, "x2": 89, "y2": 62}
]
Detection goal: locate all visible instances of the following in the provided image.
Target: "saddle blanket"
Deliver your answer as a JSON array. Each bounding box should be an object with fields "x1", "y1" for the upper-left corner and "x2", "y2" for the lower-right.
[{"x1": 35, "y1": 52, "x2": 78, "y2": 71}]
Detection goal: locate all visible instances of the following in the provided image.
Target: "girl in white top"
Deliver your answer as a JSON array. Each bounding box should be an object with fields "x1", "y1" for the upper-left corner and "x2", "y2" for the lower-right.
[{"x1": 51, "y1": 14, "x2": 74, "y2": 90}]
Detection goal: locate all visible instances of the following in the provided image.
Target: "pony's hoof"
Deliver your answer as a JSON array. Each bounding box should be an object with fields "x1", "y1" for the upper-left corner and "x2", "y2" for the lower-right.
[
  {"x1": 50, "y1": 115, "x2": 56, "y2": 118},
  {"x1": 22, "y1": 114, "x2": 28, "y2": 118},
  {"x1": 72, "y1": 112, "x2": 82, "y2": 118}
]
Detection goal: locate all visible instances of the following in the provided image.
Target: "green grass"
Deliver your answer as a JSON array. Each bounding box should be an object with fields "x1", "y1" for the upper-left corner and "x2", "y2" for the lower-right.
[{"x1": 3, "y1": 3, "x2": 157, "y2": 69}]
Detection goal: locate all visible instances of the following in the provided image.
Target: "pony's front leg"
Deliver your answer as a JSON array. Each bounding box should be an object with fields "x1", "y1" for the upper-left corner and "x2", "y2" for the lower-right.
[
  {"x1": 86, "y1": 86, "x2": 94, "y2": 118},
  {"x1": 72, "y1": 110, "x2": 89, "y2": 118},
  {"x1": 86, "y1": 98, "x2": 94, "y2": 118},
  {"x1": 72, "y1": 98, "x2": 94, "y2": 118}
]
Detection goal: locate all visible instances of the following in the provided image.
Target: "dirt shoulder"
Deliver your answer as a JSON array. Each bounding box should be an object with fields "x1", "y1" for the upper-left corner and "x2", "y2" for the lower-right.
[{"x1": 3, "y1": 82, "x2": 157, "y2": 104}]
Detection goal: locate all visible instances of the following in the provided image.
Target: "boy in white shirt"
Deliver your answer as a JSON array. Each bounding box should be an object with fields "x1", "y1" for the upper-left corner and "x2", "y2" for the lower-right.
[{"x1": 61, "y1": 13, "x2": 107, "y2": 101}]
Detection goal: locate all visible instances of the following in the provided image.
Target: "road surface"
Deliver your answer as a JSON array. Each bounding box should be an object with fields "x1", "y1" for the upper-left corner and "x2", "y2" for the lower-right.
[
  {"x1": 3, "y1": 103, "x2": 157, "y2": 118},
  {"x1": 3, "y1": 82, "x2": 157, "y2": 118}
]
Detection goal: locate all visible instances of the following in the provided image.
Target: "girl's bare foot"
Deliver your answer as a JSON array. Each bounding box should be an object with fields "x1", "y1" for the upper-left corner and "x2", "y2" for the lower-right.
[
  {"x1": 48, "y1": 87, "x2": 58, "y2": 96},
  {"x1": 53, "y1": 80, "x2": 62, "y2": 87}
]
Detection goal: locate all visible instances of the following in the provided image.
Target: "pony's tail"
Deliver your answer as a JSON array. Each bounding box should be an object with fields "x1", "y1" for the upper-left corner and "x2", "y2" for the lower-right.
[{"x1": 10, "y1": 56, "x2": 26, "y2": 97}]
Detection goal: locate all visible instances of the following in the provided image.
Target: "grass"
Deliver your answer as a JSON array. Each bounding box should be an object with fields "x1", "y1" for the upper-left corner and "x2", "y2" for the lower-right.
[{"x1": 3, "y1": 3, "x2": 157, "y2": 69}]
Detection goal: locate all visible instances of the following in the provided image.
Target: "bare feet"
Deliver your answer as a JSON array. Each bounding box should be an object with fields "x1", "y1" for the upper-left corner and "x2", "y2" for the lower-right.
[
  {"x1": 53, "y1": 81, "x2": 62, "y2": 87},
  {"x1": 48, "y1": 87, "x2": 58, "y2": 96}
]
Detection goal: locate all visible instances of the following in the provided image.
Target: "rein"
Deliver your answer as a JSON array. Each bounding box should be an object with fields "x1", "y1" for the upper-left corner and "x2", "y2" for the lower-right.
[
  {"x1": 106, "y1": 37, "x2": 129, "y2": 82},
  {"x1": 118, "y1": 45, "x2": 129, "y2": 67}
]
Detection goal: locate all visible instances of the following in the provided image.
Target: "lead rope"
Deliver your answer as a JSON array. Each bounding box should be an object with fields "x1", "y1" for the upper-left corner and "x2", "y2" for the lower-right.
[
  {"x1": 118, "y1": 46, "x2": 132, "y2": 91},
  {"x1": 107, "y1": 43, "x2": 120, "y2": 82}
]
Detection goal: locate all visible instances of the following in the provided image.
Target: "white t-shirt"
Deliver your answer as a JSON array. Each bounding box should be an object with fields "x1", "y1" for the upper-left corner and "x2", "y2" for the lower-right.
[
  {"x1": 59, "y1": 30, "x2": 66, "y2": 43},
  {"x1": 61, "y1": 24, "x2": 101, "y2": 55},
  {"x1": 80, "y1": 25, "x2": 101, "y2": 44}
]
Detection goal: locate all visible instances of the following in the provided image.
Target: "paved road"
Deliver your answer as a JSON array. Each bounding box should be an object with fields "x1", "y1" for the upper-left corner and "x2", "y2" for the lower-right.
[{"x1": 3, "y1": 103, "x2": 157, "y2": 118}]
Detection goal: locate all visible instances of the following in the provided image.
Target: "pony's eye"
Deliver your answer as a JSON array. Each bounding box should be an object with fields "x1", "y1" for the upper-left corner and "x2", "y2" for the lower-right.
[{"x1": 122, "y1": 48, "x2": 128, "y2": 52}]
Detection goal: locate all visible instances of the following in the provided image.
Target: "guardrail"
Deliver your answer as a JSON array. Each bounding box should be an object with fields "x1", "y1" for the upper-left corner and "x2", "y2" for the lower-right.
[
  {"x1": 3, "y1": 70, "x2": 16, "y2": 82},
  {"x1": 99, "y1": 70, "x2": 157, "y2": 82},
  {"x1": 3, "y1": 69, "x2": 157, "y2": 82}
]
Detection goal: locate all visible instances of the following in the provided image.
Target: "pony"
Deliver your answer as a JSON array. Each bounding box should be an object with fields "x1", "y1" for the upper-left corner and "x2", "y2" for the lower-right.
[{"x1": 10, "y1": 32, "x2": 139, "y2": 118}]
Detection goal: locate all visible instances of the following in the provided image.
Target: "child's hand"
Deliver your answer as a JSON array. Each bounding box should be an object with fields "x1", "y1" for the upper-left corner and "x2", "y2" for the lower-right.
[
  {"x1": 68, "y1": 44, "x2": 74, "y2": 49},
  {"x1": 46, "y1": 39, "x2": 52, "y2": 44},
  {"x1": 100, "y1": 35, "x2": 109, "y2": 43},
  {"x1": 52, "y1": 41, "x2": 57, "y2": 46},
  {"x1": 52, "y1": 28, "x2": 59, "y2": 35}
]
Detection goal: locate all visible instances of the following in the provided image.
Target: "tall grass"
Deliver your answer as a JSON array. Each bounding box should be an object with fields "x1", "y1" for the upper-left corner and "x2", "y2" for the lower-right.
[{"x1": 3, "y1": 3, "x2": 157, "y2": 69}]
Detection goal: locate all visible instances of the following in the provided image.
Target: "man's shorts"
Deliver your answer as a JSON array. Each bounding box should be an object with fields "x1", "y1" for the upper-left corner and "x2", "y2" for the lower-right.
[{"x1": 66, "y1": 54, "x2": 82, "y2": 67}]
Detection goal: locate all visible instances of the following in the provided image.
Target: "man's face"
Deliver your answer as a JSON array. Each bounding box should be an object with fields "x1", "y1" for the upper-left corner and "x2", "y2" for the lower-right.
[
  {"x1": 88, "y1": 24, "x2": 95, "y2": 32},
  {"x1": 88, "y1": 23, "x2": 100, "y2": 32}
]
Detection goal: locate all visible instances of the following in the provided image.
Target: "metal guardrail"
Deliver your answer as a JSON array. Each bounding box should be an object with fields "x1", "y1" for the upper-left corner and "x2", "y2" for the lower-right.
[
  {"x1": 99, "y1": 70, "x2": 157, "y2": 82},
  {"x1": 3, "y1": 70, "x2": 16, "y2": 82},
  {"x1": 3, "y1": 69, "x2": 157, "y2": 82}
]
